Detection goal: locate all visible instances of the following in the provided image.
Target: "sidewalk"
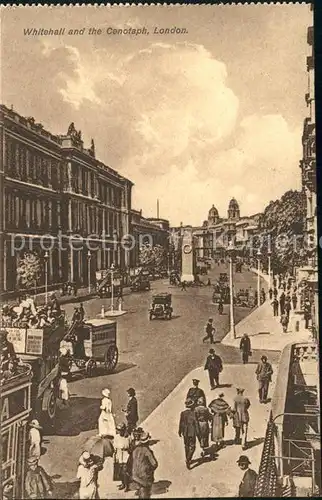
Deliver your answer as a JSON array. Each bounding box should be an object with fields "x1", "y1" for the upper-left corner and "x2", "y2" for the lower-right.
[
  {"x1": 222, "y1": 269, "x2": 311, "y2": 351},
  {"x1": 97, "y1": 364, "x2": 276, "y2": 499}
]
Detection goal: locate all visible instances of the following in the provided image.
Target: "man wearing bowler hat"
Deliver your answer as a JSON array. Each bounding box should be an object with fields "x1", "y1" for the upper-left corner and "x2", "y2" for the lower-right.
[
  {"x1": 186, "y1": 378, "x2": 206, "y2": 407},
  {"x1": 236, "y1": 455, "x2": 258, "y2": 497},
  {"x1": 204, "y1": 348, "x2": 223, "y2": 390},
  {"x1": 178, "y1": 398, "x2": 199, "y2": 469}
]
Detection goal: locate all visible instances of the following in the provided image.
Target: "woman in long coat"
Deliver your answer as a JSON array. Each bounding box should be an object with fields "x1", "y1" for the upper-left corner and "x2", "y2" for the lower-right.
[
  {"x1": 194, "y1": 397, "x2": 211, "y2": 455},
  {"x1": 208, "y1": 393, "x2": 230, "y2": 447},
  {"x1": 98, "y1": 388, "x2": 116, "y2": 438}
]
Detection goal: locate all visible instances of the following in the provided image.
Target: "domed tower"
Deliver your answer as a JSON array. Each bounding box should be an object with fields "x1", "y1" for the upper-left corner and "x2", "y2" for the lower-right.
[
  {"x1": 208, "y1": 204, "x2": 219, "y2": 225},
  {"x1": 228, "y1": 198, "x2": 240, "y2": 220}
]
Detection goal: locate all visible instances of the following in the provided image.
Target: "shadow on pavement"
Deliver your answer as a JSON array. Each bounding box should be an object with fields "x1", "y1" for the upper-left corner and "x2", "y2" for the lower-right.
[
  {"x1": 108, "y1": 362, "x2": 137, "y2": 376},
  {"x1": 50, "y1": 397, "x2": 100, "y2": 436},
  {"x1": 245, "y1": 436, "x2": 265, "y2": 450},
  {"x1": 152, "y1": 480, "x2": 172, "y2": 495},
  {"x1": 52, "y1": 479, "x2": 79, "y2": 499}
]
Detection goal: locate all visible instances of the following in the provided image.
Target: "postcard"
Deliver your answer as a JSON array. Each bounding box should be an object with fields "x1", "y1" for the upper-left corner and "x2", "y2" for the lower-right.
[{"x1": 0, "y1": 3, "x2": 319, "y2": 499}]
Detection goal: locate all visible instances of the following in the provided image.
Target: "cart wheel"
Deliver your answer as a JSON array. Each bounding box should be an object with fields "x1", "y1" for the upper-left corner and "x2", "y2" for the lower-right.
[
  {"x1": 85, "y1": 358, "x2": 97, "y2": 377},
  {"x1": 104, "y1": 345, "x2": 118, "y2": 373},
  {"x1": 41, "y1": 388, "x2": 57, "y2": 429}
]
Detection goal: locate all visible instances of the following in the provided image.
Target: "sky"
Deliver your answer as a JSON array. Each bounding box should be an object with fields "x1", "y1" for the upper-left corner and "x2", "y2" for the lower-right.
[{"x1": 1, "y1": 4, "x2": 313, "y2": 226}]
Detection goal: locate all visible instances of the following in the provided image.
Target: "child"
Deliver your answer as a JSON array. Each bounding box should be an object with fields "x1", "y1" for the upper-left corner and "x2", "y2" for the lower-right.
[{"x1": 114, "y1": 423, "x2": 131, "y2": 491}]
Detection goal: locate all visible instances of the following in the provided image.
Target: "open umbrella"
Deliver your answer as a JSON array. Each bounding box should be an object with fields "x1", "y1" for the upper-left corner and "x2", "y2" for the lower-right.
[{"x1": 84, "y1": 435, "x2": 114, "y2": 459}]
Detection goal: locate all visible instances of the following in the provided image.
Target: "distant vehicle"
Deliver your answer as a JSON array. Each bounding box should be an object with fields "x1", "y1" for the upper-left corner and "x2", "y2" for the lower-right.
[
  {"x1": 130, "y1": 278, "x2": 151, "y2": 292},
  {"x1": 149, "y1": 293, "x2": 173, "y2": 320},
  {"x1": 235, "y1": 291, "x2": 253, "y2": 308},
  {"x1": 235, "y1": 262, "x2": 243, "y2": 273},
  {"x1": 219, "y1": 273, "x2": 229, "y2": 283},
  {"x1": 96, "y1": 270, "x2": 121, "y2": 298}
]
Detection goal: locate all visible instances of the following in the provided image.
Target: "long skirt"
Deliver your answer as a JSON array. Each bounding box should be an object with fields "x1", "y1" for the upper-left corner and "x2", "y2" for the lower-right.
[
  {"x1": 211, "y1": 414, "x2": 225, "y2": 442},
  {"x1": 98, "y1": 412, "x2": 116, "y2": 438}
]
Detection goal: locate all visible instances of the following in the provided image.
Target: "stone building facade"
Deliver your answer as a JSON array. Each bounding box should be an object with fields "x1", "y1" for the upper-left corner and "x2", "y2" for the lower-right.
[{"x1": 0, "y1": 105, "x2": 133, "y2": 294}]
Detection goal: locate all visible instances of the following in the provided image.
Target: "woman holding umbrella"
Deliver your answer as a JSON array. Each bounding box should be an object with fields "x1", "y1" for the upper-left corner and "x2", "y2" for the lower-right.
[
  {"x1": 208, "y1": 393, "x2": 230, "y2": 449},
  {"x1": 98, "y1": 388, "x2": 116, "y2": 438}
]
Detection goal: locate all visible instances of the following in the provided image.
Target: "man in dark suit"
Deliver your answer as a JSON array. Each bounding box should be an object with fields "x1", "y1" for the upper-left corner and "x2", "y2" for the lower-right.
[
  {"x1": 237, "y1": 455, "x2": 258, "y2": 497},
  {"x1": 255, "y1": 356, "x2": 273, "y2": 403},
  {"x1": 178, "y1": 399, "x2": 199, "y2": 469},
  {"x1": 239, "y1": 334, "x2": 251, "y2": 364},
  {"x1": 186, "y1": 379, "x2": 206, "y2": 407},
  {"x1": 124, "y1": 388, "x2": 139, "y2": 433},
  {"x1": 204, "y1": 349, "x2": 223, "y2": 389}
]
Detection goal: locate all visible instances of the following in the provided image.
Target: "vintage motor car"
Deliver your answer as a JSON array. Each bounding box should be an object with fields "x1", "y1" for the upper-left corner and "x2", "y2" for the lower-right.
[
  {"x1": 130, "y1": 278, "x2": 151, "y2": 292},
  {"x1": 149, "y1": 293, "x2": 173, "y2": 320}
]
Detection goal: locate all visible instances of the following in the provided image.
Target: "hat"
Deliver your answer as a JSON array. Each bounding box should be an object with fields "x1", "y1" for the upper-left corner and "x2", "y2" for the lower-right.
[
  {"x1": 209, "y1": 348, "x2": 215, "y2": 354},
  {"x1": 219, "y1": 393, "x2": 225, "y2": 398},
  {"x1": 192, "y1": 379, "x2": 200, "y2": 384},
  {"x1": 29, "y1": 419, "x2": 42, "y2": 430},
  {"x1": 139, "y1": 431, "x2": 151, "y2": 443},
  {"x1": 237, "y1": 455, "x2": 251, "y2": 465},
  {"x1": 102, "y1": 388, "x2": 110, "y2": 398},
  {"x1": 208, "y1": 318, "x2": 213, "y2": 322},
  {"x1": 116, "y1": 423, "x2": 126, "y2": 431},
  {"x1": 133, "y1": 427, "x2": 144, "y2": 439},
  {"x1": 79, "y1": 451, "x2": 92, "y2": 466},
  {"x1": 127, "y1": 387, "x2": 136, "y2": 396},
  {"x1": 27, "y1": 456, "x2": 38, "y2": 466},
  {"x1": 185, "y1": 398, "x2": 194, "y2": 408}
]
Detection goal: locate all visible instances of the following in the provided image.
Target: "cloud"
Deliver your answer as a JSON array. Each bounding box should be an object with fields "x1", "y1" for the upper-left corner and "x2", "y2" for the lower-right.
[{"x1": 2, "y1": 38, "x2": 303, "y2": 226}]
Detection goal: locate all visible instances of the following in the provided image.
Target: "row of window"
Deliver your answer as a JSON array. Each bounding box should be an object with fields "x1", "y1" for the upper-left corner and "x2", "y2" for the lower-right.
[
  {"x1": 70, "y1": 200, "x2": 122, "y2": 236},
  {"x1": 4, "y1": 140, "x2": 128, "y2": 210},
  {"x1": 70, "y1": 164, "x2": 123, "y2": 207},
  {"x1": 5, "y1": 139, "x2": 62, "y2": 190},
  {"x1": 5, "y1": 193, "x2": 60, "y2": 232}
]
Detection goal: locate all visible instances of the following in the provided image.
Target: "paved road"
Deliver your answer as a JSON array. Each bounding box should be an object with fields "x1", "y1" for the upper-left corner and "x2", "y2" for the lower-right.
[{"x1": 41, "y1": 264, "x2": 279, "y2": 495}]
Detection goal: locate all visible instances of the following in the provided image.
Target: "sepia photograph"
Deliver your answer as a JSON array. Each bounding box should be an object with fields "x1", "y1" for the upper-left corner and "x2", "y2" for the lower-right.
[{"x1": 0, "y1": 2, "x2": 319, "y2": 499}]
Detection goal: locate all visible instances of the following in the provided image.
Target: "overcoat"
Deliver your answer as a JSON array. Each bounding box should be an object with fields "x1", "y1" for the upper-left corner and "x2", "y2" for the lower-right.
[{"x1": 131, "y1": 443, "x2": 158, "y2": 487}]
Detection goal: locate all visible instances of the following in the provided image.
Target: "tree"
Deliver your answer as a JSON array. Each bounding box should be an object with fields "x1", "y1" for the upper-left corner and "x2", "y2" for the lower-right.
[
  {"x1": 139, "y1": 244, "x2": 166, "y2": 269},
  {"x1": 17, "y1": 251, "x2": 42, "y2": 292},
  {"x1": 258, "y1": 190, "x2": 305, "y2": 274}
]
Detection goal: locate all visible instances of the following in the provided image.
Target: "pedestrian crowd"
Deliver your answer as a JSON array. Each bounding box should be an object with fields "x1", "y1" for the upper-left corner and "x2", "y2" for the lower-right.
[
  {"x1": 1, "y1": 293, "x2": 63, "y2": 329},
  {"x1": 269, "y1": 273, "x2": 313, "y2": 334},
  {"x1": 23, "y1": 385, "x2": 159, "y2": 499},
  {"x1": 178, "y1": 374, "x2": 259, "y2": 497}
]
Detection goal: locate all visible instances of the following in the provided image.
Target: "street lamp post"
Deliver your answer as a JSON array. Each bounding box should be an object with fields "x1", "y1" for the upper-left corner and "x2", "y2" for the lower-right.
[
  {"x1": 87, "y1": 250, "x2": 91, "y2": 293},
  {"x1": 267, "y1": 249, "x2": 272, "y2": 290},
  {"x1": 110, "y1": 263, "x2": 115, "y2": 312},
  {"x1": 44, "y1": 251, "x2": 49, "y2": 304},
  {"x1": 227, "y1": 240, "x2": 236, "y2": 339},
  {"x1": 257, "y1": 249, "x2": 262, "y2": 307}
]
